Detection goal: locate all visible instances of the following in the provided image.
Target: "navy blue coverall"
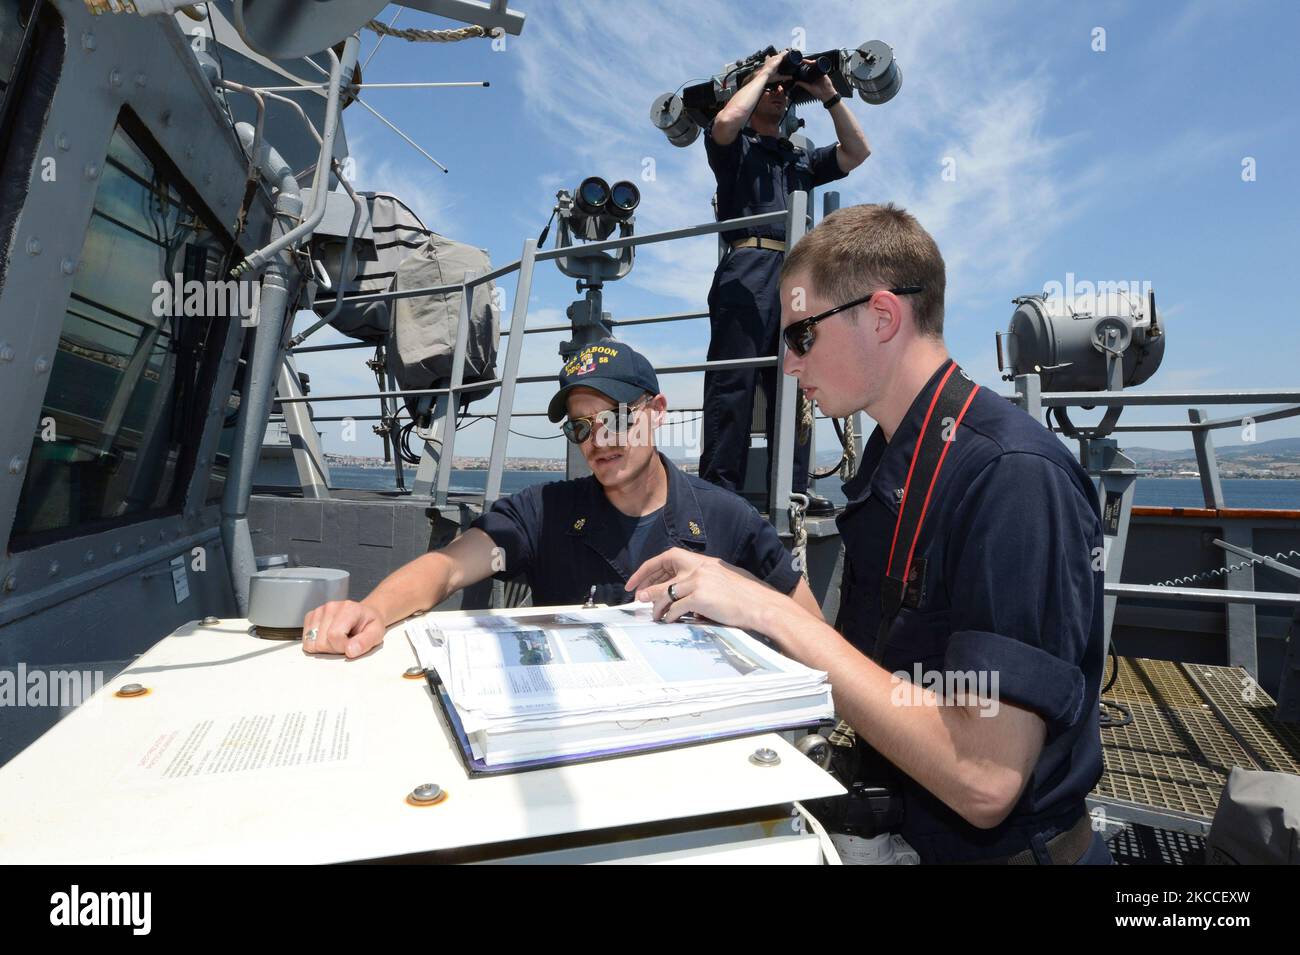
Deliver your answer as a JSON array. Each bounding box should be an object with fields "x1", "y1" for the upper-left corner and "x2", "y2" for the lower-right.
[
  {"x1": 836, "y1": 361, "x2": 1112, "y2": 863},
  {"x1": 700, "y1": 123, "x2": 848, "y2": 495}
]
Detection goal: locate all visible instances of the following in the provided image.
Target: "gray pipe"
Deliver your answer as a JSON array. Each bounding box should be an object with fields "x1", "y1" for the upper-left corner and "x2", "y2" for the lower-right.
[
  {"x1": 221, "y1": 81, "x2": 268, "y2": 178},
  {"x1": 232, "y1": 36, "x2": 358, "y2": 277},
  {"x1": 219, "y1": 34, "x2": 360, "y2": 613},
  {"x1": 220, "y1": 127, "x2": 303, "y2": 615},
  {"x1": 234, "y1": 120, "x2": 296, "y2": 197}
]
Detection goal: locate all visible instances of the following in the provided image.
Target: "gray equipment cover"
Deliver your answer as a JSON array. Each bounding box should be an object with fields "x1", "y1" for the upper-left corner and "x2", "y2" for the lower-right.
[
  {"x1": 387, "y1": 233, "x2": 499, "y2": 414},
  {"x1": 318, "y1": 192, "x2": 432, "y2": 343},
  {"x1": 1205, "y1": 767, "x2": 1300, "y2": 864}
]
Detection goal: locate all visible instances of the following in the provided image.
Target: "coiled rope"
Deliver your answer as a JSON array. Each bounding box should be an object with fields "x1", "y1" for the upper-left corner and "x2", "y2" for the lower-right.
[{"x1": 363, "y1": 21, "x2": 499, "y2": 42}]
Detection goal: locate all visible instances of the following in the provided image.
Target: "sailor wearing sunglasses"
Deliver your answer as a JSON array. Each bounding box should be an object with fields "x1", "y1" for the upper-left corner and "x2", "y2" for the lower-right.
[
  {"x1": 628, "y1": 204, "x2": 1111, "y2": 865},
  {"x1": 302, "y1": 340, "x2": 821, "y2": 659}
]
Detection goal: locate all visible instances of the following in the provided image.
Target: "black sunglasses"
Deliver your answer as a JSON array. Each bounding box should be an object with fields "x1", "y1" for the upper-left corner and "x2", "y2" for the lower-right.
[
  {"x1": 560, "y1": 399, "x2": 649, "y2": 445},
  {"x1": 782, "y1": 286, "x2": 924, "y2": 357}
]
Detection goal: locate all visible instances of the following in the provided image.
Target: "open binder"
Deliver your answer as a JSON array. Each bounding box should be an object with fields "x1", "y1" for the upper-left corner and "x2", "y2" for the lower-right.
[{"x1": 404, "y1": 604, "x2": 834, "y2": 777}]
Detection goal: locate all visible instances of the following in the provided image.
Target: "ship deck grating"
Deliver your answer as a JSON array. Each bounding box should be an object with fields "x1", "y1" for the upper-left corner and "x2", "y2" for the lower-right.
[{"x1": 1094, "y1": 657, "x2": 1300, "y2": 829}]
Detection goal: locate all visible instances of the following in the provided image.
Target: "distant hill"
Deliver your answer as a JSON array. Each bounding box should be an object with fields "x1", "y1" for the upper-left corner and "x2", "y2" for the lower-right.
[
  {"x1": 1122, "y1": 437, "x2": 1300, "y2": 465},
  {"x1": 810, "y1": 436, "x2": 1300, "y2": 471}
]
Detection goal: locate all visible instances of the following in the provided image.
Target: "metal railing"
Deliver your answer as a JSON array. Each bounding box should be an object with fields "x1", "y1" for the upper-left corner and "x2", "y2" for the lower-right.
[
  {"x1": 1012, "y1": 377, "x2": 1300, "y2": 676},
  {"x1": 1014, "y1": 381, "x2": 1300, "y2": 511},
  {"x1": 286, "y1": 198, "x2": 812, "y2": 532}
]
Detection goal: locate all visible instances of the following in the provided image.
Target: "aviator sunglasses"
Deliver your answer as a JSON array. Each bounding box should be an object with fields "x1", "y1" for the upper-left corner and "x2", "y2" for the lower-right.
[
  {"x1": 783, "y1": 286, "x2": 924, "y2": 357},
  {"x1": 561, "y1": 399, "x2": 650, "y2": 445}
]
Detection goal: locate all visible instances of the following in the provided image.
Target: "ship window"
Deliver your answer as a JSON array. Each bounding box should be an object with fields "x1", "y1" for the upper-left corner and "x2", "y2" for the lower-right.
[
  {"x1": 9, "y1": 109, "x2": 234, "y2": 550},
  {"x1": 0, "y1": 1, "x2": 27, "y2": 93}
]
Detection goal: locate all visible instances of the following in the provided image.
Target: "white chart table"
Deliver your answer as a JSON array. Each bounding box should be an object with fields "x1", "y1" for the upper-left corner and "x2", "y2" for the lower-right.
[{"x1": 0, "y1": 613, "x2": 843, "y2": 864}]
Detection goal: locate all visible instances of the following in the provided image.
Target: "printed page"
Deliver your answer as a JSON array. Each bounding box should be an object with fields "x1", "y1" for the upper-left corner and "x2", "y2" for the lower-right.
[
  {"x1": 118, "y1": 705, "x2": 359, "y2": 786},
  {"x1": 407, "y1": 604, "x2": 825, "y2": 731}
]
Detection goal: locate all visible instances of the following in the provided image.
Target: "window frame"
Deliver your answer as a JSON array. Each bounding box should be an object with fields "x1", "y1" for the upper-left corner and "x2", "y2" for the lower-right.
[{"x1": 7, "y1": 106, "x2": 238, "y2": 553}]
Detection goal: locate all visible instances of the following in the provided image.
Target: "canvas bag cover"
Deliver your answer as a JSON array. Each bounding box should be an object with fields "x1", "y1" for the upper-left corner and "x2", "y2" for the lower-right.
[
  {"x1": 1206, "y1": 767, "x2": 1300, "y2": 864},
  {"x1": 387, "y1": 233, "x2": 499, "y2": 415},
  {"x1": 317, "y1": 192, "x2": 432, "y2": 343}
]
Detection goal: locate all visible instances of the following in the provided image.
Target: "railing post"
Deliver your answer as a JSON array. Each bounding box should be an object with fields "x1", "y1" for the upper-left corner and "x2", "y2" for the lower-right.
[
  {"x1": 485, "y1": 239, "x2": 538, "y2": 504},
  {"x1": 410, "y1": 395, "x2": 445, "y2": 497},
  {"x1": 1187, "y1": 409, "x2": 1256, "y2": 675},
  {"x1": 769, "y1": 189, "x2": 808, "y2": 534},
  {"x1": 423, "y1": 271, "x2": 477, "y2": 505},
  {"x1": 384, "y1": 364, "x2": 406, "y2": 491},
  {"x1": 1015, "y1": 373, "x2": 1042, "y2": 421},
  {"x1": 1222, "y1": 524, "x2": 1260, "y2": 679},
  {"x1": 1188, "y1": 408, "x2": 1225, "y2": 508}
]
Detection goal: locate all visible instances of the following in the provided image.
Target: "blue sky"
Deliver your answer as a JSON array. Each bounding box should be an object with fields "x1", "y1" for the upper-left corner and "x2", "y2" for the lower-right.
[{"x1": 290, "y1": 0, "x2": 1300, "y2": 463}]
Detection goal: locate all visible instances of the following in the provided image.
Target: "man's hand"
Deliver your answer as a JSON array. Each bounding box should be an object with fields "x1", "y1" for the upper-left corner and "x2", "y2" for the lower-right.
[
  {"x1": 627, "y1": 547, "x2": 780, "y2": 628},
  {"x1": 760, "y1": 49, "x2": 791, "y2": 79},
  {"x1": 795, "y1": 61, "x2": 837, "y2": 103},
  {"x1": 302, "y1": 600, "x2": 386, "y2": 658},
  {"x1": 626, "y1": 547, "x2": 728, "y2": 589},
  {"x1": 712, "y1": 49, "x2": 794, "y2": 145}
]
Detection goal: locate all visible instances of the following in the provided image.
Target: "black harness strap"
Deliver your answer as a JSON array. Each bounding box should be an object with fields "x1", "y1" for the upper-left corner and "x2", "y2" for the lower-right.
[{"x1": 871, "y1": 363, "x2": 980, "y2": 664}]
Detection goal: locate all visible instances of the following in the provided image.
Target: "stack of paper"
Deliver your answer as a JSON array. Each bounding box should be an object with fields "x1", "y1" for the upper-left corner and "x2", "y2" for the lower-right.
[{"x1": 405, "y1": 604, "x2": 832, "y2": 772}]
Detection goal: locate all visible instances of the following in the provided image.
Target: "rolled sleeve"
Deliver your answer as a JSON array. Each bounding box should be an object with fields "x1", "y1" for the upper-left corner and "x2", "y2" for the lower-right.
[
  {"x1": 809, "y1": 143, "x2": 848, "y2": 188},
  {"x1": 703, "y1": 122, "x2": 743, "y2": 178},
  {"x1": 943, "y1": 452, "x2": 1103, "y2": 740},
  {"x1": 945, "y1": 630, "x2": 1086, "y2": 737},
  {"x1": 469, "y1": 487, "x2": 540, "y2": 581}
]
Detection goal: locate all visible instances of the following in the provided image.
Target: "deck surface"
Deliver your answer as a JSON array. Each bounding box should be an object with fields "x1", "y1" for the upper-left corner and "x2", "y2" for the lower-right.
[{"x1": 1094, "y1": 657, "x2": 1300, "y2": 836}]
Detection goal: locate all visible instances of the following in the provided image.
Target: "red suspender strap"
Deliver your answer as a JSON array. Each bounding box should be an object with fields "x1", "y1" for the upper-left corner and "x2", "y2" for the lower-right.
[{"x1": 871, "y1": 363, "x2": 980, "y2": 664}]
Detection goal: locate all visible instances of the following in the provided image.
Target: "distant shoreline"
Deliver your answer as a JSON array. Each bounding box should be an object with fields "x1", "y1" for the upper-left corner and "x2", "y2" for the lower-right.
[{"x1": 325, "y1": 460, "x2": 1300, "y2": 479}]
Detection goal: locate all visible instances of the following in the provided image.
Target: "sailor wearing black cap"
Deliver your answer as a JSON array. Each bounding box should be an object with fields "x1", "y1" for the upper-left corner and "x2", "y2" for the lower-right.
[{"x1": 302, "y1": 340, "x2": 820, "y2": 658}]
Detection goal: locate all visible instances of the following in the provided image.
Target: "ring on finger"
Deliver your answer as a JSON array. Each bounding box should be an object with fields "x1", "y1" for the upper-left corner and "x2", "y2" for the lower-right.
[
  {"x1": 667, "y1": 583, "x2": 679, "y2": 603},
  {"x1": 306, "y1": 627, "x2": 318, "y2": 642}
]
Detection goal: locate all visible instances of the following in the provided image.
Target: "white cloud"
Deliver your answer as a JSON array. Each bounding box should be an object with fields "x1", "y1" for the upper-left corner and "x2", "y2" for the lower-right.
[
  {"x1": 507, "y1": 0, "x2": 1099, "y2": 316},
  {"x1": 345, "y1": 132, "x2": 462, "y2": 235}
]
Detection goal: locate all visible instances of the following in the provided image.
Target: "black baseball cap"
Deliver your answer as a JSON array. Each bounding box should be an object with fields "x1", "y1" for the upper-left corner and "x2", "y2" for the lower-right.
[{"x1": 546, "y1": 340, "x2": 661, "y2": 422}]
